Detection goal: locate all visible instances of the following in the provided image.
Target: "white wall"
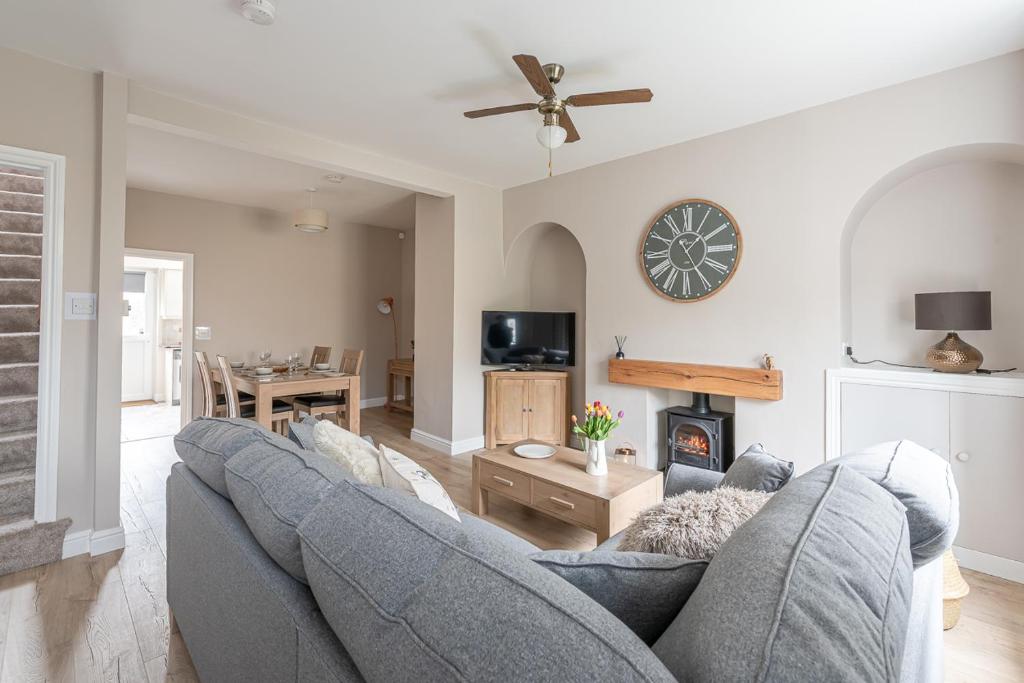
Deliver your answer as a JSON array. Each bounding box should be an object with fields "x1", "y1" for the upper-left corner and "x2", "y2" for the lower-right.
[
  {"x1": 125, "y1": 188, "x2": 407, "y2": 407},
  {"x1": 0, "y1": 47, "x2": 101, "y2": 535},
  {"x1": 503, "y1": 51, "x2": 1024, "y2": 473},
  {"x1": 850, "y1": 160, "x2": 1024, "y2": 369}
]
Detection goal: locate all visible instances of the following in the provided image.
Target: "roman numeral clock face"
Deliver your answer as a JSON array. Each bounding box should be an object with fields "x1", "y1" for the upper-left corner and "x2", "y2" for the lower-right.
[{"x1": 639, "y1": 199, "x2": 742, "y2": 302}]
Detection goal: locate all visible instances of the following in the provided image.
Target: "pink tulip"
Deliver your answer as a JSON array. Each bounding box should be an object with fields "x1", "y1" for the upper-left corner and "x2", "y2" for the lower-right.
[{"x1": 618, "y1": 410, "x2": 624, "y2": 419}]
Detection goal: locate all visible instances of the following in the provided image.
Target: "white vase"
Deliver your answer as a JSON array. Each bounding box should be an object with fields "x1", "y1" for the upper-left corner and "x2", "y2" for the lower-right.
[{"x1": 584, "y1": 438, "x2": 608, "y2": 476}]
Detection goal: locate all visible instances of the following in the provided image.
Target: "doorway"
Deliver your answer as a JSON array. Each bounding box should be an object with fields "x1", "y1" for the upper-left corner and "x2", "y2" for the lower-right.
[{"x1": 120, "y1": 249, "x2": 193, "y2": 443}]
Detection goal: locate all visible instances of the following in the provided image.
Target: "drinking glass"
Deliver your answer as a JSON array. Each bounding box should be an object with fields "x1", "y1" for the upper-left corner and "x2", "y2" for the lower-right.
[{"x1": 259, "y1": 349, "x2": 272, "y2": 366}]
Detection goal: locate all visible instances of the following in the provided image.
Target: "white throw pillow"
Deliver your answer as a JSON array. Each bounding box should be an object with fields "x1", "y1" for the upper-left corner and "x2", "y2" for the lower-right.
[
  {"x1": 378, "y1": 444, "x2": 460, "y2": 522},
  {"x1": 312, "y1": 420, "x2": 383, "y2": 487}
]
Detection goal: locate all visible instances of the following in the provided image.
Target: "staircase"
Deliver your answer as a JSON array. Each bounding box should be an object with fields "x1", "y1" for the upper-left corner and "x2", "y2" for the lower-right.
[{"x1": 0, "y1": 164, "x2": 71, "y2": 576}]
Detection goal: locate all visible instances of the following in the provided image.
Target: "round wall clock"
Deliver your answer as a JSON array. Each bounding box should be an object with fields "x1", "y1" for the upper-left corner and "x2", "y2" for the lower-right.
[{"x1": 638, "y1": 198, "x2": 742, "y2": 302}]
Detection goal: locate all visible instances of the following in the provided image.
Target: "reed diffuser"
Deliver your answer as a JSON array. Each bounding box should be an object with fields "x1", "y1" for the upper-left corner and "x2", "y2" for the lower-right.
[{"x1": 614, "y1": 336, "x2": 627, "y2": 359}]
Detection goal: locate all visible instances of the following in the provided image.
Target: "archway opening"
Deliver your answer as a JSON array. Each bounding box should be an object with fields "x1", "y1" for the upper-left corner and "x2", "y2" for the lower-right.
[{"x1": 503, "y1": 222, "x2": 587, "y2": 424}]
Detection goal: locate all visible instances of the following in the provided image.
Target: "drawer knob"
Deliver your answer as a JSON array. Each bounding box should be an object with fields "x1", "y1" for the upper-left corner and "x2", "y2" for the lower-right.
[
  {"x1": 549, "y1": 496, "x2": 575, "y2": 510},
  {"x1": 492, "y1": 475, "x2": 514, "y2": 487},
  {"x1": 956, "y1": 452, "x2": 970, "y2": 463}
]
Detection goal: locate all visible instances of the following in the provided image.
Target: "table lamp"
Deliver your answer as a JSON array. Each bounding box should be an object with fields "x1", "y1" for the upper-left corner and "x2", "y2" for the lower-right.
[{"x1": 914, "y1": 291, "x2": 991, "y2": 373}]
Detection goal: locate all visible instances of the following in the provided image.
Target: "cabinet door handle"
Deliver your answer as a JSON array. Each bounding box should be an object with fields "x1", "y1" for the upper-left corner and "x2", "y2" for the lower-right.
[
  {"x1": 956, "y1": 452, "x2": 970, "y2": 463},
  {"x1": 549, "y1": 496, "x2": 575, "y2": 510},
  {"x1": 492, "y1": 475, "x2": 514, "y2": 487}
]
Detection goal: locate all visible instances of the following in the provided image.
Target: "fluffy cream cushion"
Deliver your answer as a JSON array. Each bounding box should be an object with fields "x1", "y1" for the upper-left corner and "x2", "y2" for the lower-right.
[
  {"x1": 619, "y1": 487, "x2": 771, "y2": 560},
  {"x1": 312, "y1": 420, "x2": 383, "y2": 487}
]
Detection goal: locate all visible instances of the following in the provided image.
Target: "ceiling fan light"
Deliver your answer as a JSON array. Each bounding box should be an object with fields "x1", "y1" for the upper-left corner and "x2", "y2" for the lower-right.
[
  {"x1": 536, "y1": 124, "x2": 567, "y2": 150},
  {"x1": 293, "y1": 207, "x2": 328, "y2": 233}
]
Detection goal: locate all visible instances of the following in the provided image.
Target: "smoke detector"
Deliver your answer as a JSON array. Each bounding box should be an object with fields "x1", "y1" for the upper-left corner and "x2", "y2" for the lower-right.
[{"x1": 240, "y1": 0, "x2": 276, "y2": 25}]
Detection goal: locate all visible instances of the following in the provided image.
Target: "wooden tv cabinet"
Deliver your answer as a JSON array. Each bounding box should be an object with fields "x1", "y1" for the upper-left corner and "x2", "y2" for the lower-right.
[{"x1": 484, "y1": 370, "x2": 570, "y2": 449}]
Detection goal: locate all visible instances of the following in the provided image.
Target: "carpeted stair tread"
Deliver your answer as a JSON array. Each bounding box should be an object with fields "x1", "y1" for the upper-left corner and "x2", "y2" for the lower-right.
[
  {"x1": 0, "y1": 334, "x2": 39, "y2": 364},
  {"x1": 0, "y1": 467, "x2": 35, "y2": 520},
  {"x1": 0, "y1": 191, "x2": 42, "y2": 214},
  {"x1": 0, "y1": 430, "x2": 36, "y2": 474},
  {"x1": 0, "y1": 173, "x2": 43, "y2": 195},
  {"x1": 0, "y1": 306, "x2": 39, "y2": 332},
  {"x1": 0, "y1": 516, "x2": 71, "y2": 576},
  {"x1": 0, "y1": 233, "x2": 42, "y2": 256},
  {"x1": 0, "y1": 257, "x2": 41, "y2": 279},
  {"x1": 0, "y1": 212, "x2": 43, "y2": 234},
  {"x1": 0, "y1": 363, "x2": 38, "y2": 397},
  {"x1": 0, "y1": 397, "x2": 37, "y2": 433}
]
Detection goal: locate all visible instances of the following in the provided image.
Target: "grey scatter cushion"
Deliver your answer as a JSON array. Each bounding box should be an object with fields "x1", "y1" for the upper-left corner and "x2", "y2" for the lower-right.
[
  {"x1": 530, "y1": 550, "x2": 707, "y2": 645},
  {"x1": 618, "y1": 486, "x2": 772, "y2": 560},
  {"x1": 719, "y1": 442, "x2": 794, "y2": 492},
  {"x1": 833, "y1": 440, "x2": 959, "y2": 566},
  {"x1": 653, "y1": 464, "x2": 913, "y2": 682},
  {"x1": 287, "y1": 415, "x2": 320, "y2": 452},
  {"x1": 173, "y1": 416, "x2": 267, "y2": 497},
  {"x1": 299, "y1": 480, "x2": 676, "y2": 682},
  {"x1": 224, "y1": 432, "x2": 350, "y2": 582},
  {"x1": 460, "y1": 512, "x2": 541, "y2": 554}
]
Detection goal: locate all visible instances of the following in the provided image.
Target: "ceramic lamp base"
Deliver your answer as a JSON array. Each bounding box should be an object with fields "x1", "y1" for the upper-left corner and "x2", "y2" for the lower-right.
[{"x1": 925, "y1": 332, "x2": 982, "y2": 374}]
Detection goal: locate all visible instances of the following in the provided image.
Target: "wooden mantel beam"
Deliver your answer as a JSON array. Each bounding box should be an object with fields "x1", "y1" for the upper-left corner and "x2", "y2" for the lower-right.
[{"x1": 608, "y1": 359, "x2": 783, "y2": 401}]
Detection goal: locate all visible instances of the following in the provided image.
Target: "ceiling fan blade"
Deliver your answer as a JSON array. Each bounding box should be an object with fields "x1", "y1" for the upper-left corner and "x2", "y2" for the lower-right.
[
  {"x1": 566, "y1": 88, "x2": 653, "y2": 107},
  {"x1": 559, "y1": 110, "x2": 581, "y2": 143},
  {"x1": 513, "y1": 54, "x2": 555, "y2": 98},
  {"x1": 463, "y1": 103, "x2": 538, "y2": 119}
]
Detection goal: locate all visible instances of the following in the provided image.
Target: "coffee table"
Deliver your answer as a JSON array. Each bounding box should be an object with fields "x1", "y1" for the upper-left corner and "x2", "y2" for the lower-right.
[{"x1": 471, "y1": 441, "x2": 663, "y2": 544}]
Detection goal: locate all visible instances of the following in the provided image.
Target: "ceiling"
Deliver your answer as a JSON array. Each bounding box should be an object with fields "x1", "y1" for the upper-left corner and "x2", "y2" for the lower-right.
[
  {"x1": 1, "y1": 1, "x2": 1022, "y2": 188},
  {"x1": 127, "y1": 125, "x2": 416, "y2": 231}
]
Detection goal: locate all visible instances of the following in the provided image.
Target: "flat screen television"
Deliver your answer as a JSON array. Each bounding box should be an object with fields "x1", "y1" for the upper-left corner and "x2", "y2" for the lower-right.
[{"x1": 481, "y1": 310, "x2": 576, "y2": 367}]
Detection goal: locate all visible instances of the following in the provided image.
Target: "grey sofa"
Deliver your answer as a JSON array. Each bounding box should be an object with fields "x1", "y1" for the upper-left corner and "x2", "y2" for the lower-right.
[{"x1": 167, "y1": 418, "x2": 955, "y2": 682}]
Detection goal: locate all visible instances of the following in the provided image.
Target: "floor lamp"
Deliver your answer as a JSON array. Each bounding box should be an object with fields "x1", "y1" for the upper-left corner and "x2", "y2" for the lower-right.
[{"x1": 377, "y1": 297, "x2": 399, "y2": 360}]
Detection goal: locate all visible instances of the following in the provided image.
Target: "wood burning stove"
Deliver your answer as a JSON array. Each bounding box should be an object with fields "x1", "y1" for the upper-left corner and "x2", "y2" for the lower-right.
[{"x1": 666, "y1": 393, "x2": 734, "y2": 472}]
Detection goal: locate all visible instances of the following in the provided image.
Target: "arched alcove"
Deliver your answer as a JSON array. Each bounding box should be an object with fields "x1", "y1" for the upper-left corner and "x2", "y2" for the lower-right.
[
  {"x1": 503, "y1": 222, "x2": 587, "y2": 421},
  {"x1": 839, "y1": 143, "x2": 1024, "y2": 367}
]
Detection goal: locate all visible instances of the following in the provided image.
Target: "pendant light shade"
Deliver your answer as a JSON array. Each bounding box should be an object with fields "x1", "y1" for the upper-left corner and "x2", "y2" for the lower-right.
[
  {"x1": 293, "y1": 207, "x2": 329, "y2": 233},
  {"x1": 294, "y1": 188, "x2": 328, "y2": 233}
]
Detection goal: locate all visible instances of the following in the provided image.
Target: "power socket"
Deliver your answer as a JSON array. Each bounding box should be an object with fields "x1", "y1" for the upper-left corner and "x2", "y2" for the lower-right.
[{"x1": 841, "y1": 343, "x2": 853, "y2": 357}]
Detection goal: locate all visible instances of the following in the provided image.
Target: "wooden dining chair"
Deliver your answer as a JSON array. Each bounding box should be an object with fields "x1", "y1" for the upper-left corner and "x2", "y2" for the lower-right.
[
  {"x1": 195, "y1": 350, "x2": 217, "y2": 418},
  {"x1": 292, "y1": 348, "x2": 364, "y2": 426},
  {"x1": 310, "y1": 345, "x2": 332, "y2": 367},
  {"x1": 196, "y1": 350, "x2": 255, "y2": 417},
  {"x1": 215, "y1": 354, "x2": 293, "y2": 435}
]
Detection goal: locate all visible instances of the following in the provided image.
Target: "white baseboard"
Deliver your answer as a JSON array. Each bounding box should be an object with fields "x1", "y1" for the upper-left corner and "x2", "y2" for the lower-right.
[
  {"x1": 954, "y1": 545, "x2": 1024, "y2": 584},
  {"x1": 360, "y1": 396, "x2": 387, "y2": 409},
  {"x1": 410, "y1": 429, "x2": 485, "y2": 456},
  {"x1": 62, "y1": 526, "x2": 126, "y2": 559}
]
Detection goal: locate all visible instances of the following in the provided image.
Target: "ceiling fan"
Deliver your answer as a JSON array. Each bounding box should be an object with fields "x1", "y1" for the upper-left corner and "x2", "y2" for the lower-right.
[{"x1": 464, "y1": 54, "x2": 653, "y2": 149}]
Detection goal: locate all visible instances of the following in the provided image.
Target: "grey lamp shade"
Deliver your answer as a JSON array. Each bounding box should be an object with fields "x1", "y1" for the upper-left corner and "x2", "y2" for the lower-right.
[{"x1": 915, "y1": 291, "x2": 991, "y2": 331}]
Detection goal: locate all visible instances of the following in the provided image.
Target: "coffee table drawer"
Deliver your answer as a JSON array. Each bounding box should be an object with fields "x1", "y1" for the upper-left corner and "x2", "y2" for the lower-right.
[
  {"x1": 478, "y1": 462, "x2": 531, "y2": 504},
  {"x1": 532, "y1": 479, "x2": 597, "y2": 528}
]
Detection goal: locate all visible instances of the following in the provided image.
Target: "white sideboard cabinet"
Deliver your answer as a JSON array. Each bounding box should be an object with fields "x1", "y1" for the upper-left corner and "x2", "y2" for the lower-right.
[{"x1": 827, "y1": 367, "x2": 1024, "y2": 583}]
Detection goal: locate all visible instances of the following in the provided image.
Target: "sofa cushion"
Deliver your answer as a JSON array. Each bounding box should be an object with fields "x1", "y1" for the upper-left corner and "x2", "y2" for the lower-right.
[
  {"x1": 833, "y1": 440, "x2": 959, "y2": 566},
  {"x1": 652, "y1": 464, "x2": 913, "y2": 682},
  {"x1": 173, "y1": 417, "x2": 265, "y2": 498},
  {"x1": 530, "y1": 550, "x2": 707, "y2": 645},
  {"x1": 224, "y1": 432, "x2": 350, "y2": 583},
  {"x1": 287, "y1": 414, "x2": 320, "y2": 452},
  {"x1": 298, "y1": 480, "x2": 676, "y2": 682},
  {"x1": 719, "y1": 442, "x2": 794, "y2": 492}
]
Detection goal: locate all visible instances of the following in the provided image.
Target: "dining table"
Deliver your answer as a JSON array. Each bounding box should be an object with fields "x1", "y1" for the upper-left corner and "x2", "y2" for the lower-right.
[{"x1": 211, "y1": 366, "x2": 360, "y2": 434}]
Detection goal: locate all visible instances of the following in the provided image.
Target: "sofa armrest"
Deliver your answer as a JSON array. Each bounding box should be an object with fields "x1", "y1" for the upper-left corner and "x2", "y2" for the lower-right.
[{"x1": 664, "y1": 463, "x2": 724, "y2": 497}]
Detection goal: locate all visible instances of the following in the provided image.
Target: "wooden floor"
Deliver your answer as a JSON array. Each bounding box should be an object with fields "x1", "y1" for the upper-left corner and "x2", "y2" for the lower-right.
[{"x1": 0, "y1": 407, "x2": 1020, "y2": 681}]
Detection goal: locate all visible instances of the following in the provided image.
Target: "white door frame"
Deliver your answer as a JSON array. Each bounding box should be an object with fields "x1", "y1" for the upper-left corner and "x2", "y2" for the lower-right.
[
  {"x1": 123, "y1": 248, "x2": 194, "y2": 428},
  {"x1": 0, "y1": 144, "x2": 65, "y2": 523}
]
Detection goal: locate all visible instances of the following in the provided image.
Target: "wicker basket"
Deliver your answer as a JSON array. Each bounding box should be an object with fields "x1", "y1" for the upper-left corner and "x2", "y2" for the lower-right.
[{"x1": 942, "y1": 549, "x2": 970, "y2": 630}]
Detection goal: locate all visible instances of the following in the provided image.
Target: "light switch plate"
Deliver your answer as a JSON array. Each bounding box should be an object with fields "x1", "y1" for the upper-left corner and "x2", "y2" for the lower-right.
[
  {"x1": 195, "y1": 326, "x2": 212, "y2": 340},
  {"x1": 65, "y1": 292, "x2": 97, "y2": 320}
]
